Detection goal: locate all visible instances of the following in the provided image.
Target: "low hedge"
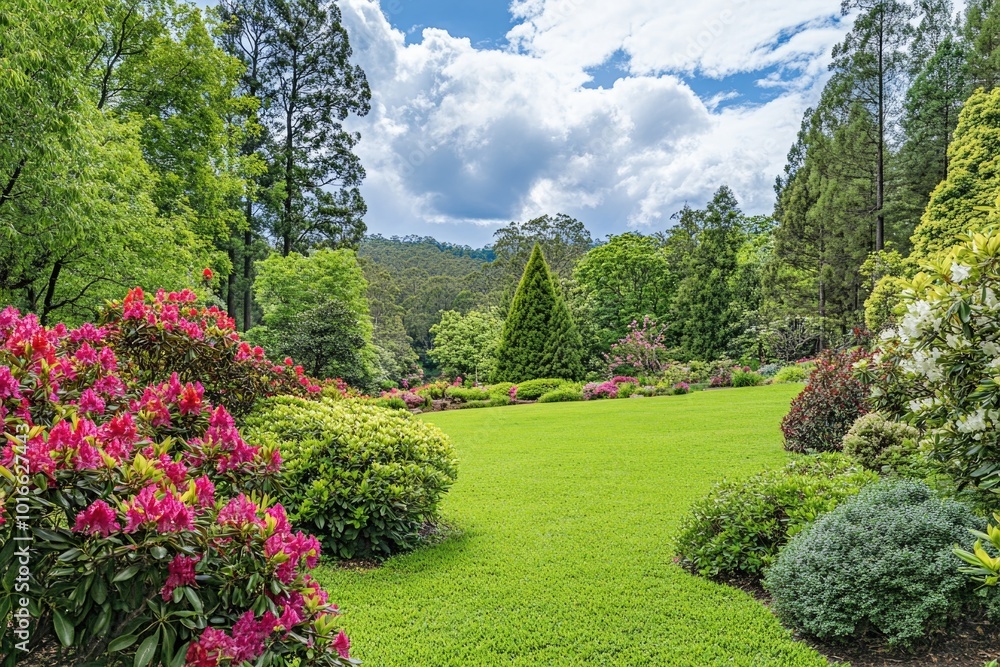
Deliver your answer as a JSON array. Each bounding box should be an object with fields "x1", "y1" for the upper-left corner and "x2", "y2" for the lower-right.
[
  {"x1": 674, "y1": 453, "x2": 876, "y2": 578},
  {"x1": 245, "y1": 397, "x2": 459, "y2": 559},
  {"x1": 445, "y1": 386, "x2": 491, "y2": 402},
  {"x1": 514, "y1": 378, "x2": 568, "y2": 401},
  {"x1": 537, "y1": 385, "x2": 584, "y2": 403}
]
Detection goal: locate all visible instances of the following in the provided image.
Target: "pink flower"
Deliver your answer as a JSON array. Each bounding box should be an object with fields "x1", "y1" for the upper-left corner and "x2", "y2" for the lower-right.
[
  {"x1": 333, "y1": 630, "x2": 351, "y2": 659},
  {"x1": 73, "y1": 500, "x2": 120, "y2": 537},
  {"x1": 161, "y1": 554, "x2": 200, "y2": 601},
  {"x1": 218, "y1": 494, "x2": 260, "y2": 528},
  {"x1": 77, "y1": 389, "x2": 105, "y2": 416},
  {"x1": 0, "y1": 366, "x2": 22, "y2": 400},
  {"x1": 194, "y1": 476, "x2": 215, "y2": 507},
  {"x1": 74, "y1": 342, "x2": 98, "y2": 366},
  {"x1": 123, "y1": 486, "x2": 194, "y2": 534}
]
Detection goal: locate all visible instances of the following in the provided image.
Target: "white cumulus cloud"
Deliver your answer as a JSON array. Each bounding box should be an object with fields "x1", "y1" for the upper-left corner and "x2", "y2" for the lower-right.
[{"x1": 338, "y1": 0, "x2": 846, "y2": 244}]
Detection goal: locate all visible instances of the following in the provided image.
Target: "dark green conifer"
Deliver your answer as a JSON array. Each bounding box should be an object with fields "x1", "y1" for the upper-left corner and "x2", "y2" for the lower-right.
[{"x1": 493, "y1": 244, "x2": 584, "y2": 382}]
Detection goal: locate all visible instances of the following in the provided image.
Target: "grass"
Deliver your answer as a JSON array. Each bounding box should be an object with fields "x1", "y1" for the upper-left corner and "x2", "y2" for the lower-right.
[{"x1": 315, "y1": 384, "x2": 828, "y2": 666}]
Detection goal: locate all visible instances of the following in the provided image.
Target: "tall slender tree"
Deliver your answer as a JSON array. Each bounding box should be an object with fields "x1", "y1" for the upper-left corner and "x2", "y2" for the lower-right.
[
  {"x1": 833, "y1": 0, "x2": 915, "y2": 251},
  {"x1": 266, "y1": 0, "x2": 371, "y2": 256}
]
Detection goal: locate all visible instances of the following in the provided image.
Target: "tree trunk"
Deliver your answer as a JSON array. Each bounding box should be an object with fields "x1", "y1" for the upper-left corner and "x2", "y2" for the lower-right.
[
  {"x1": 227, "y1": 245, "x2": 237, "y2": 318},
  {"x1": 875, "y1": 12, "x2": 885, "y2": 251}
]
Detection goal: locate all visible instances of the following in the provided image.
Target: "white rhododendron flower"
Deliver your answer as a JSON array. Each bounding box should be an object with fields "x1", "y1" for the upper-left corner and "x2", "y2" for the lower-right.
[{"x1": 951, "y1": 263, "x2": 972, "y2": 283}]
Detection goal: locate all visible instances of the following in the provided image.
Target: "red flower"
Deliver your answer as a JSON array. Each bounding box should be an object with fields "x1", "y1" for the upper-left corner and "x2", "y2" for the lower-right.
[{"x1": 203, "y1": 268, "x2": 214, "y2": 281}]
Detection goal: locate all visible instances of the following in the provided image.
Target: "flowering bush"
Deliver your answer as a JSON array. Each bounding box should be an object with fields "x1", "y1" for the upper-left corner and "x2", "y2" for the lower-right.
[
  {"x1": 101, "y1": 288, "x2": 321, "y2": 419},
  {"x1": 673, "y1": 382, "x2": 691, "y2": 395},
  {"x1": 380, "y1": 387, "x2": 427, "y2": 410},
  {"x1": 245, "y1": 397, "x2": 458, "y2": 559},
  {"x1": 605, "y1": 316, "x2": 670, "y2": 376},
  {"x1": 583, "y1": 381, "x2": 618, "y2": 400},
  {"x1": 611, "y1": 376, "x2": 639, "y2": 385},
  {"x1": 860, "y1": 229, "x2": 1000, "y2": 490},
  {"x1": 781, "y1": 348, "x2": 872, "y2": 453},
  {"x1": 0, "y1": 306, "x2": 354, "y2": 665},
  {"x1": 709, "y1": 367, "x2": 733, "y2": 388}
]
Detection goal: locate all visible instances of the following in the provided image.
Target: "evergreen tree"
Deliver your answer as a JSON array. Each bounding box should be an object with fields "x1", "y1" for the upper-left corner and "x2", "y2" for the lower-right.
[
  {"x1": 832, "y1": 0, "x2": 915, "y2": 251},
  {"x1": 493, "y1": 244, "x2": 584, "y2": 382},
  {"x1": 670, "y1": 186, "x2": 748, "y2": 360},
  {"x1": 911, "y1": 87, "x2": 1000, "y2": 257},
  {"x1": 963, "y1": 0, "x2": 1000, "y2": 89}
]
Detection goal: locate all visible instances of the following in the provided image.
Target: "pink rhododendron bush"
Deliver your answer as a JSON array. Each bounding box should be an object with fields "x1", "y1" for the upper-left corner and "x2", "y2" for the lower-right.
[{"x1": 0, "y1": 292, "x2": 355, "y2": 666}]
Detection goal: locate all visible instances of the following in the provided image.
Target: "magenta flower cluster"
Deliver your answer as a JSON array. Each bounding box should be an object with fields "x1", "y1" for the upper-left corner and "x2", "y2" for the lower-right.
[
  {"x1": 0, "y1": 290, "x2": 355, "y2": 666},
  {"x1": 604, "y1": 316, "x2": 670, "y2": 376}
]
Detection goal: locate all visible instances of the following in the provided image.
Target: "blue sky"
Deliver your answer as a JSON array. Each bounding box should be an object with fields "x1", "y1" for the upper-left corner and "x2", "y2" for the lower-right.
[{"x1": 336, "y1": 0, "x2": 849, "y2": 247}]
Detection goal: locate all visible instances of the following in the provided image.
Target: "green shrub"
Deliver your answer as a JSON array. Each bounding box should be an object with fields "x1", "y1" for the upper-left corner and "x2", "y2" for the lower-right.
[
  {"x1": 445, "y1": 386, "x2": 491, "y2": 402},
  {"x1": 765, "y1": 479, "x2": 981, "y2": 647},
  {"x1": 416, "y1": 381, "x2": 449, "y2": 400},
  {"x1": 618, "y1": 382, "x2": 637, "y2": 398},
  {"x1": 842, "y1": 412, "x2": 920, "y2": 471},
  {"x1": 245, "y1": 397, "x2": 459, "y2": 559},
  {"x1": 488, "y1": 381, "x2": 516, "y2": 400},
  {"x1": 515, "y1": 378, "x2": 568, "y2": 401},
  {"x1": 773, "y1": 364, "x2": 809, "y2": 383},
  {"x1": 731, "y1": 370, "x2": 765, "y2": 387},
  {"x1": 675, "y1": 454, "x2": 876, "y2": 578},
  {"x1": 537, "y1": 385, "x2": 584, "y2": 403},
  {"x1": 489, "y1": 395, "x2": 514, "y2": 407},
  {"x1": 375, "y1": 396, "x2": 408, "y2": 411}
]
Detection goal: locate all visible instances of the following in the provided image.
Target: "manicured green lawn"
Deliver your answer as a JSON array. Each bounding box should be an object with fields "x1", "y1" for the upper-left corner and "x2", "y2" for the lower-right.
[{"x1": 315, "y1": 384, "x2": 827, "y2": 666}]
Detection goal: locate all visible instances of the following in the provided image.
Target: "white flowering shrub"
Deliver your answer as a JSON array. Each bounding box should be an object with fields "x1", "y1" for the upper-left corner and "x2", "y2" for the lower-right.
[{"x1": 859, "y1": 228, "x2": 1000, "y2": 490}]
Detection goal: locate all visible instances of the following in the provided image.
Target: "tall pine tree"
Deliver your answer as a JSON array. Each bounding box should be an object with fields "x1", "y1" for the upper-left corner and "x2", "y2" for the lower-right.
[{"x1": 493, "y1": 244, "x2": 584, "y2": 383}]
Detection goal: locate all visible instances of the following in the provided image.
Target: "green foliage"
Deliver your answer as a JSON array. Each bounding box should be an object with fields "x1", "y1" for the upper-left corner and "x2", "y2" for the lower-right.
[
  {"x1": 842, "y1": 412, "x2": 920, "y2": 471},
  {"x1": 0, "y1": 0, "x2": 227, "y2": 325},
  {"x1": 445, "y1": 386, "x2": 491, "y2": 403},
  {"x1": 731, "y1": 370, "x2": 765, "y2": 387},
  {"x1": 675, "y1": 454, "x2": 876, "y2": 578},
  {"x1": 765, "y1": 479, "x2": 981, "y2": 647},
  {"x1": 268, "y1": 299, "x2": 370, "y2": 387},
  {"x1": 536, "y1": 385, "x2": 584, "y2": 403},
  {"x1": 913, "y1": 88, "x2": 1000, "y2": 258},
  {"x1": 245, "y1": 397, "x2": 458, "y2": 559},
  {"x1": 773, "y1": 364, "x2": 810, "y2": 383},
  {"x1": 486, "y1": 382, "x2": 516, "y2": 400},
  {"x1": 512, "y1": 378, "x2": 568, "y2": 401},
  {"x1": 429, "y1": 309, "x2": 503, "y2": 381},
  {"x1": 252, "y1": 248, "x2": 377, "y2": 385},
  {"x1": 669, "y1": 187, "x2": 755, "y2": 360},
  {"x1": 493, "y1": 245, "x2": 584, "y2": 382},
  {"x1": 574, "y1": 233, "x2": 675, "y2": 350}
]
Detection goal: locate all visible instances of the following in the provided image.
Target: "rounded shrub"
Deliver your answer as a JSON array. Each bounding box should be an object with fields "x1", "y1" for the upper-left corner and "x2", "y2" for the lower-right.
[
  {"x1": 781, "y1": 348, "x2": 872, "y2": 453},
  {"x1": 842, "y1": 412, "x2": 920, "y2": 471},
  {"x1": 445, "y1": 386, "x2": 490, "y2": 403},
  {"x1": 245, "y1": 397, "x2": 459, "y2": 559},
  {"x1": 537, "y1": 385, "x2": 584, "y2": 403},
  {"x1": 773, "y1": 364, "x2": 809, "y2": 383},
  {"x1": 764, "y1": 479, "x2": 981, "y2": 647},
  {"x1": 731, "y1": 370, "x2": 765, "y2": 387},
  {"x1": 487, "y1": 381, "x2": 516, "y2": 400},
  {"x1": 514, "y1": 378, "x2": 568, "y2": 401},
  {"x1": 675, "y1": 454, "x2": 876, "y2": 578}
]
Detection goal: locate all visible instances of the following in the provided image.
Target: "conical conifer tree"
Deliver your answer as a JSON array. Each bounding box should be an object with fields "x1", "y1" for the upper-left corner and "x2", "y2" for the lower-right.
[{"x1": 493, "y1": 243, "x2": 585, "y2": 382}]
